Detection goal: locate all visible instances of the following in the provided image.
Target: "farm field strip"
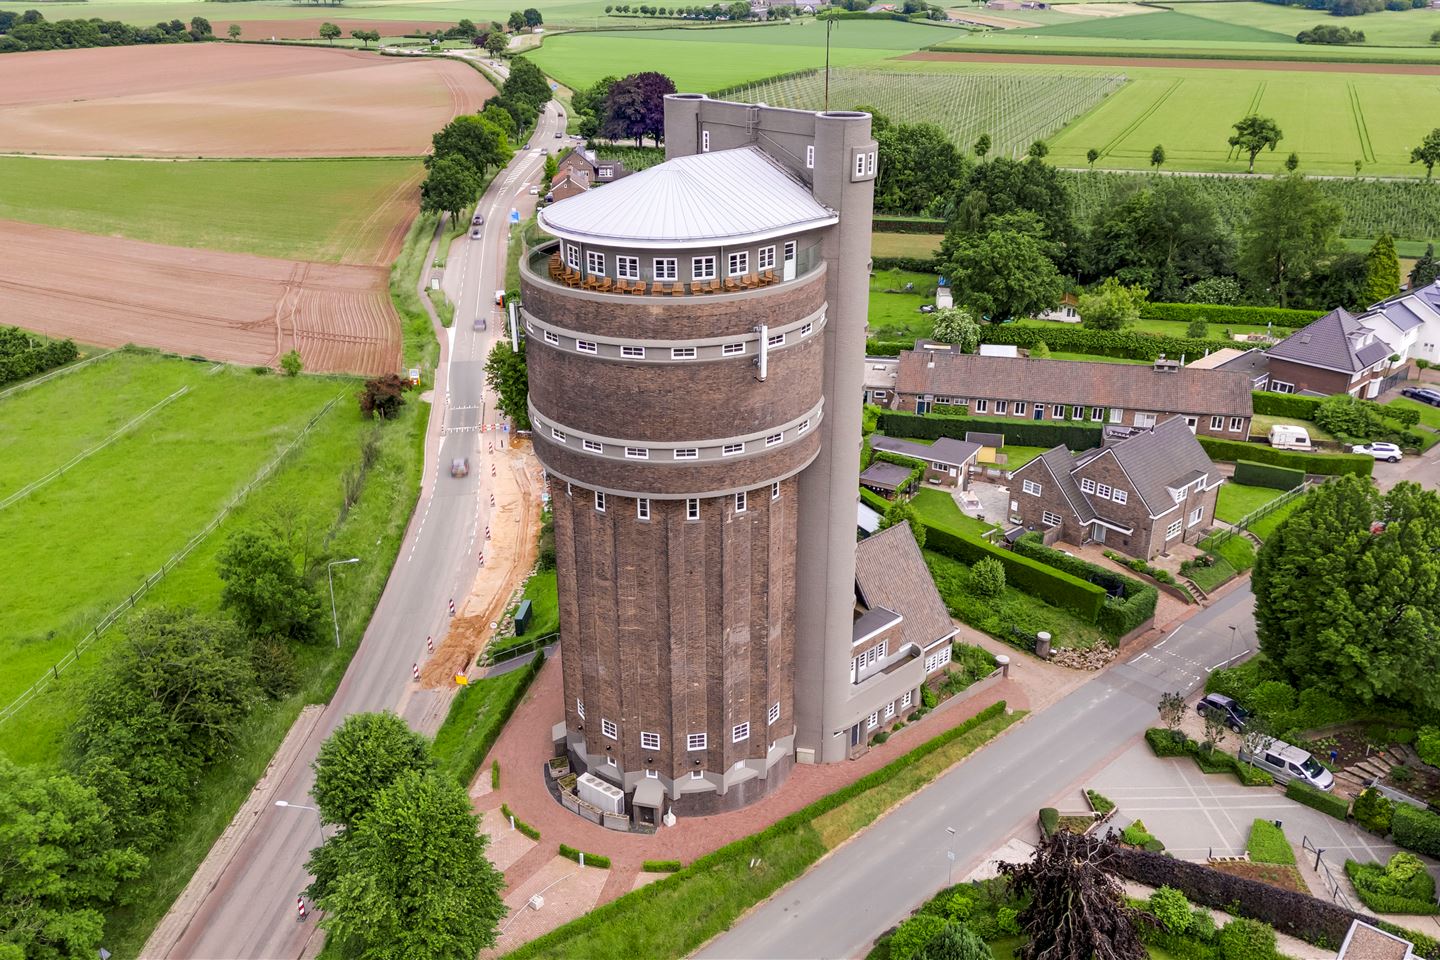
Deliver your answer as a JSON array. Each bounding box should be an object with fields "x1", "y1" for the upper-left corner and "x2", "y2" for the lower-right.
[
  {"x1": 0, "y1": 0, "x2": 624, "y2": 30},
  {"x1": 0, "y1": 220, "x2": 401, "y2": 375}
]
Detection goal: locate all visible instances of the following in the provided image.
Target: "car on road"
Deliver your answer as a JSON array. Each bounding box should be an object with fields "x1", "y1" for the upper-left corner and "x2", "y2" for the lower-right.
[
  {"x1": 1239, "y1": 737, "x2": 1335, "y2": 792},
  {"x1": 529, "y1": 185, "x2": 540, "y2": 195},
  {"x1": 473, "y1": 317, "x2": 486, "y2": 332},
  {"x1": 554, "y1": 131, "x2": 562, "y2": 138},
  {"x1": 1352, "y1": 441, "x2": 1403, "y2": 462},
  {"x1": 450, "y1": 457, "x2": 469, "y2": 478},
  {"x1": 1195, "y1": 693, "x2": 1248, "y2": 732},
  {"x1": 1401, "y1": 387, "x2": 1440, "y2": 407}
]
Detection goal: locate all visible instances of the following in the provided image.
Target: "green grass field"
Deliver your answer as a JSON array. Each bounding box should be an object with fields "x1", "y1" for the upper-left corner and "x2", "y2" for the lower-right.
[
  {"x1": 869, "y1": 268, "x2": 935, "y2": 340},
  {"x1": 0, "y1": 351, "x2": 359, "y2": 764},
  {"x1": 0, "y1": 0, "x2": 622, "y2": 29},
  {"x1": 527, "y1": 20, "x2": 960, "y2": 90},
  {"x1": 1386, "y1": 395, "x2": 1440, "y2": 431},
  {"x1": 1215, "y1": 482, "x2": 1287, "y2": 525},
  {"x1": 1007, "y1": 10, "x2": 1289, "y2": 43},
  {"x1": 0, "y1": 157, "x2": 422, "y2": 263},
  {"x1": 911, "y1": 487, "x2": 997, "y2": 537},
  {"x1": 873, "y1": 232, "x2": 943, "y2": 260},
  {"x1": 1248, "y1": 412, "x2": 1334, "y2": 441}
]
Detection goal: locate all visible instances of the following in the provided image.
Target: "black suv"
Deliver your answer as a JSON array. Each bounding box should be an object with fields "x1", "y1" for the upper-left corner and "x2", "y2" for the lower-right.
[{"x1": 1196, "y1": 693, "x2": 1249, "y2": 731}]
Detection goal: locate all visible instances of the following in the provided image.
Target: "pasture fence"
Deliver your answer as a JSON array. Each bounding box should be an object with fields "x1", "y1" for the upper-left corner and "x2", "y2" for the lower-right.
[
  {"x1": 0, "y1": 392, "x2": 344, "y2": 728},
  {"x1": 0, "y1": 348, "x2": 118, "y2": 402}
]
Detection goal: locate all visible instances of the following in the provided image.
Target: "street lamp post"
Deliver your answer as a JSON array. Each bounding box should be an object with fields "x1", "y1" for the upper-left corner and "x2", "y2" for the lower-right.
[
  {"x1": 1229, "y1": 624, "x2": 1238, "y2": 664},
  {"x1": 945, "y1": 826, "x2": 957, "y2": 885},
  {"x1": 327, "y1": 558, "x2": 361, "y2": 648},
  {"x1": 274, "y1": 799, "x2": 325, "y2": 839}
]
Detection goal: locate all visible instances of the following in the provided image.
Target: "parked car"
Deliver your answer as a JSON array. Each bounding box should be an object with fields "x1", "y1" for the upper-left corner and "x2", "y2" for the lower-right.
[
  {"x1": 1196, "y1": 693, "x2": 1248, "y2": 732},
  {"x1": 450, "y1": 457, "x2": 469, "y2": 478},
  {"x1": 1353, "y1": 441, "x2": 1403, "y2": 462},
  {"x1": 529, "y1": 185, "x2": 540, "y2": 195},
  {"x1": 1268, "y1": 424, "x2": 1312, "y2": 451},
  {"x1": 1401, "y1": 387, "x2": 1440, "y2": 407},
  {"x1": 1239, "y1": 737, "x2": 1335, "y2": 792}
]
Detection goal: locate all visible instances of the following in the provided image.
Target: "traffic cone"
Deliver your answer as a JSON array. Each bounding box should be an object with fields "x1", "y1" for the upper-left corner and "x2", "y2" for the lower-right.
[{"x1": 411, "y1": 662, "x2": 420, "y2": 681}]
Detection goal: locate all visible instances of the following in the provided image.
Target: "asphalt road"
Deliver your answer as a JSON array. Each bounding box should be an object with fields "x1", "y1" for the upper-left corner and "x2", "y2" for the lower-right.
[
  {"x1": 698, "y1": 585, "x2": 1258, "y2": 960},
  {"x1": 163, "y1": 92, "x2": 562, "y2": 960}
]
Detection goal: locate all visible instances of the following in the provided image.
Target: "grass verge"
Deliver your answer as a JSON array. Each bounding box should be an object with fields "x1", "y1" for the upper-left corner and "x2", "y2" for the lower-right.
[
  {"x1": 502, "y1": 702, "x2": 1022, "y2": 959},
  {"x1": 432, "y1": 653, "x2": 544, "y2": 787},
  {"x1": 1215, "y1": 482, "x2": 1287, "y2": 525}
]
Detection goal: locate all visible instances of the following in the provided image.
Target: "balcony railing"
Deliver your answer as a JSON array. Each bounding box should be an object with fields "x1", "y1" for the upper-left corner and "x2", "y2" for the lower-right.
[{"x1": 525, "y1": 240, "x2": 820, "y2": 299}]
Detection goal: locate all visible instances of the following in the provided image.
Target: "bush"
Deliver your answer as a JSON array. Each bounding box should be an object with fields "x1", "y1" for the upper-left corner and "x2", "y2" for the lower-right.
[
  {"x1": 879, "y1": 410, "x2": 1103, "y2": 451},
  {"x1": 0, "y1": 327, "x2": 80, "y2": 385},
  {"x1": 1416, "y1": 725, "x2": 1440, "y2": 768},
  {"x1": 1251, "y1": 392, "x2": 1323, "y2": 419},
  {"x1": 1013, "y1": 535, "x2": 1157, "y2": 638},
  {"x1": 1233, "y1": 460, "x2": 1306, "y2": 491},
  {"x1": 1392, "y1": 804, "x2": 1440, "y2": 858},
  {"x1": 1150, "y1": 886, "x2": 1193, "y2": 934},
  {"x1": 1285, "y1": 779, "x2": 1349, "y2": 821},
  {"x1": 1352, "y1": 788, "x2": 1394, "y2": 835},
  {"x1": 1189, "y1": 909, "x2": 1219, "y2": 942},
  {"x1": 872, "y1": 730, "x2": 890, "y2": 745},
  {"x1": 971, "y1": 557, "x2": 1006, "y2": 598},
  {"x1": 1038, "y1": 807, "x2": 1060, "y2": 838},
  {"x1": 558, "y1": 844, "x2": 610, "y2": 868},
  {"x1": 977, "y1": 323, "x2": 1236, "y2": 363},
  {"x1": 1196, "y1": 436, "x2": 1373, "y2": 477},
  {"x1": 889, "y1": 914, "x2": 950, "y2": 960},
  {"x1": 1140, "y1": 302, "x2": 1322, "y2": 328},
  {"x1": 1246, "y1": 819, "x2": 1295, "y2": 865},
  {"x1": 500, "y1": 803, "x2": 541, "y2": 840},
  {"x1": 1086, "y1": 789, "x2": 1115, "y2": 814},
  {"x1": 923, "y1": 525, "x2": 1107, "y2": 625},
  {"x1": 872, "y1": 255, "x2": 940, "y2": 273},
  {"x1": 1219, "y1": 917, "x2": 1277, "y2": 960},
  {"x1": 491, "y1": 760, "x2": 500, "y2": 790},
  {"x1": 643, "y1": 859, "x2": 682, "y2": 872},
  {"x1": 1147, "y1": 727, "x2": 1195, "y2": 758},
  {"x1": 1345, "y1": 855, "x2": 1439, "y2": 914}
]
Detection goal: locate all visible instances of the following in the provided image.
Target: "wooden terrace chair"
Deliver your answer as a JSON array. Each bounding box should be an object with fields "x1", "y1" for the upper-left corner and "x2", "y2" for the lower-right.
[
  {"x1": 690, "y1": 281, "x2": 705, "y2": 295},
  {"x1": 723, "y1": 277, "x2": 740, "y2": 293},
  {"x1": 630, "y1": 281, "x2": 647, "y2": 295},
  {"x1": 614, "y1": 279, "x2": 631, "y2": 294},
  {"x1": 595, "y1": 277, "x2": 614, "y2": 293},
  {"x1": 671, "y1": 283, "x2": 685, "y2": 296},
  {"x1": 651, "y1": 282, "x2": 668, "y2": 295}
]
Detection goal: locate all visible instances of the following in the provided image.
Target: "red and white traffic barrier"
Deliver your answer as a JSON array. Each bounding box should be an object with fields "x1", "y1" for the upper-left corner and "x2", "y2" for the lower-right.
[
  {"x1": 426, "y1": 635, "x2": 434, "y2": 654},
  {"x1": 297, "y1": 897, "x2": 307, "y2": 922},
  {"x1": 490, "y1": 463, "x2": 497, "y2": 477},
  {"x1": 489, "y1": 493, "x2": 495, "y2": 507},
  {"x1": 484, "y1": 525, "x2": 491, "y2": 541},
  {"x1": 478, "y1": 553, "x2": 486, "y2": 567},
  {"x1": 488, "y1": 442, "x2": 494, "y2": 453},
  {"x1": 411, "y1": 662, "x2": 420, "y2": 681},
  {"x1": 448, "y1": 598, "x2": 456, "y2": 616}
]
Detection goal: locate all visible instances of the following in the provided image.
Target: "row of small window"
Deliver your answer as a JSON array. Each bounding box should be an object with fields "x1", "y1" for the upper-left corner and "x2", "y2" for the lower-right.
[
  {"x1": 865, "y1": 691, "x2": 913, "y2": 730},
  {"x1": 1210, "y1": 416, "x2": 1246, "y2": 432},
  {"x1": 552, "y1": 420, "x2": 809, "y2": 460},
  {"x1": 544, "y1": 324, "x2": 811, "y2": 360},
  {"x1": 588, "y1": 485, "x2": 781, "y2": 520},
  {"x1": 1079, "y1": 477, "x2": 1128, "y2": 506},
  {"x1": 564, "y1": 243, "x2": 793, "y2": 280},
  {"x1": 1165, "y1": 507, "x2": 1206, "y2": 540},
  {"x1": 579, "y1": 701, "x2": 783, "y2": 747}
]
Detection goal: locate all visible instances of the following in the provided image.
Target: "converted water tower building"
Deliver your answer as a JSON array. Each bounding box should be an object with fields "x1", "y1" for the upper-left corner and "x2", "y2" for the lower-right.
[{"x1": 522, "y1": 95, "x2": 905, "y2": 821}]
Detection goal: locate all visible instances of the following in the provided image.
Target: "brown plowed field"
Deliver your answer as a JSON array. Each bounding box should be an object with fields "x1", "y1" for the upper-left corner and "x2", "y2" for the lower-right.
[
  {"x1": 0, "y1": 220, "x2": 400, "y2": 375},
  {"x1": 902, "y1": 50, "x2": 1440, "y2": 75},
  {"x1": 212, "y1": 19, "x2": 456, "y2": 41},
  {"x1": 0, "y1": 44, "x2": 494, "y2": 157}
]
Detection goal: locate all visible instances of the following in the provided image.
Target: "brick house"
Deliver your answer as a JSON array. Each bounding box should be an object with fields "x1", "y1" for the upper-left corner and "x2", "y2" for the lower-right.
[
  {"x1": 554, "y1": 147, "x2": 630, "y2": 186},
  {"x1": 848, "y1": 524, "x2": 959, "y2": 752},
  {"x1": 548, "y1": 170, "x2": 590, "y2": 202},
  {"x1": 869, "y1": 434, "x2": 981, "y2": 489},
  {"x1": 1262, "y1": 308, "x2": 1403, "y2": 399},
  {"x1": 1010, "y1": 416, "x2": 1222, "y2": 560},
  {"x1": 893, "y1": 342, "x2": 1254, "y2": 439}
]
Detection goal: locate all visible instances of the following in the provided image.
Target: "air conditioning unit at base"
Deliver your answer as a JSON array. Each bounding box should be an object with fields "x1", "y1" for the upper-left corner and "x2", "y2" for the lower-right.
[{"x1": 576, "y1": 771, "x2": 624, "y2": 814}]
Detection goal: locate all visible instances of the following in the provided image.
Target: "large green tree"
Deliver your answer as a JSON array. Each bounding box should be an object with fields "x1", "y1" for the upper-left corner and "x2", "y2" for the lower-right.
[
  {"x1": 1411, "y1": 243, "x2": 1439, "y2": 290},
  {"x1": 420, "y1": 155, "x2": 482, "y2": 222},
  {"x1": 940, "y1": 220, "x2": 1064, "y2": 324},
  {"x1": 930, "y1": 307, "x2": 981, "y2": 352},
  {"x1": 312, "y1": 712, "x2": 433, "y2": 830},
  {"x1": 501, "y1": 56, "x2": 552, "y2": 112},
  {"x1": 942, "y1": 157, "x2": 1076, "y2": 267},
  {"x1": 314, "y1": 771, "x2": 507, "y2": 960},
  {"x1": 1362, "y1": 234, "x2": 1401, "y2": 306},
  {"x1": 1084, "y1": 177, "x2": 1232, "y2": 301},
  {"x1": 429, "y1": 114, "x2": 511, "y2": 178},
  {"x1": 1238, "y1": 174, "x2": 1342, "y2": 308},
  {"x1": 1410, "y1": 128, "x2": 1440, "y2": 179},
  {"x1": 484, "y1": 339, "x2": 531, "y2": 430},
  {"x1": 1228, "y1": 114, "x2": 1282, "y2": 173},
  {"x1": 0, "y1": 759, "x2": 146, "y2": 960},
  {"x1": 867, "y1": 109, "x2": 966, "y2": 217},
  {"x1": 573, "y1": 75, "x2": 618, "y2": 138},
  {"x1": 216, "y1": 528, "x2": 323, "y2": 642},
  {"x1": 1078, "y1": 276, "x2": 1147, "y2": 332},
  {"x1": 1253, "y1": 477, "x2": 1440, "y2": 715}
]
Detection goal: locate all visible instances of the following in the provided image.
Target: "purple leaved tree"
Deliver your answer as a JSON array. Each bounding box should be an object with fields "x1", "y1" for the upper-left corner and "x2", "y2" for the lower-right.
[{"x1": 603, "y1": 71, "x2": 677, "y2": 146}]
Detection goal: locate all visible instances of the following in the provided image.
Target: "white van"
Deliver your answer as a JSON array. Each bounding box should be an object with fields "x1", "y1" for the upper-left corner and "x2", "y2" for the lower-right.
[
  {"x1": 1268, "y1": 424, "x2": 1313, "y2": 451},
  {"x1": 1239, "y1": 737, "x2": 1334, "y2": 792}
]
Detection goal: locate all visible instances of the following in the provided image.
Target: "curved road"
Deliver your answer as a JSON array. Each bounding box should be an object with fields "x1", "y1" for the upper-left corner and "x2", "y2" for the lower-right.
[{"x1": 162, "y1": 94, "x2": 564, "y2": 959}]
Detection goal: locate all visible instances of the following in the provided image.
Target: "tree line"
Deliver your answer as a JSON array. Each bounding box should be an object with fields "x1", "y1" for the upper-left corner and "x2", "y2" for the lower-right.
[
  {"x1": 1261, "y1": 0, "x2": 1430, "y2": 16},
  {"x1": 571, "y1": 71, "x2": 678, "y2": 144},
  {"x1": 0, "y1": 9, "x2": 211, "y2": 52}
]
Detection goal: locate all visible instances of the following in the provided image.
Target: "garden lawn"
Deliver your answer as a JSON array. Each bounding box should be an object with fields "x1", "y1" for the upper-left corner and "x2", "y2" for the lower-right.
[
  {"x1": 431, "y1": 668, "x2": 531, "y2": 786},
  {"x1": 1387, "y1": 395, "x2": 1440, "y2": 432},
  {"x1": 873, "y1": 232, "x2": 943, "y2": 260},
  {"x1": 993, "y1": 445, "x2": 1048, "y2": 470},
  {"x1": 1248, "y1": 413, "x2": 1334, "y2": 442},
  {"x1": 528, "y1": 20, "x2": 962, "y2": 90},
  {"x1": 925, "y1": 549, "x2": 1109, "y2": 650},
  {"x1": 1043, "y1": 351, "x2": 1150, "y2": 364},
  {"x1": 1215, "y1": 482, "x2": 1287, "y2": 525},
  {"x1": 1248, "y1": 493, "x2": 1306, "y2": 542},
  {"x1": 869, "y1": 267, "x2": 936, "y2": 341},
  {"x1": 911, "y1": 487, "x2": 996, "y2": 538},
  {"x1": 0, "y1": 350, "x2": 349, "y2": 764},
  {"x1": 0, "y1": 157, "x2": 422, "y2": 263},
  {"x1": 490, "y1": 568, "x2": 559, "y2": 659}
]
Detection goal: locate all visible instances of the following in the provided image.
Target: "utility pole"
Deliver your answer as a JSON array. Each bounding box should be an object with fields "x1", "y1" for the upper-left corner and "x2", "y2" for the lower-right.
[{"x1": 823, "y1": 15, "x2": 836, "y2": 112}]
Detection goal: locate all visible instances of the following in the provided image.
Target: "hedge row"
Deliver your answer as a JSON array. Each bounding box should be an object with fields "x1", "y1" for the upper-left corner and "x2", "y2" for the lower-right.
[
  {"x1": 1344, "y1": 860, "x2": 1440, "y2": 916},
  {"x1": 500, "y1": 803, "x2": 541, "y2": 841},
  {"x1": 924, "y1": 525, "x2": 1107, "y2": 623},
  {"x1": 502, "y1": 700, "x2": 1010, "y2": 960},
  {"x1": 1252, "y1": 391, "x2": 1323, "y2": 419},
  {"x1": 0, "y1": 328, "x2": 79, "y2": 385},
  {"x1": 1197, "y1": 436, "x2": 1373, "y2": 477},
  {"x1": 860, "y1": 486, "x2": 890, "y2": 515},
  {"x1": 559, "y1": 844, "x2": 610, "y2": 868},
  {"x1": 872, "y1": 449, "x2": 926, "y2": 494},
  {"x1": 880, "y1": 410, "x2": 1104, "y2": 451},
  {"x1": 1286, "y1": 779, "x2": 1350, "y2": 821},
  {"x1": 1140, "y1": 303, "x2": 1323, "y2": 328},
  {"x1": 977, "y1": 325, "x2": 1236, "y2": 362},
  {"x1": 872, "y1": 256, "x2": 939, "y2": 274},
  {"x1": 1392, "y1": 804, "x2": 1440, "y2": 858},
  {"x1": 642, "y1": 859, "x2": 683, "y2": 873},
  {"x1": 1233, "y1": 460, "x2": 1306, "y2": 491},
  {"x1": 1144, "y1": 729, "x2": 1274, "y2": 786},
  {"x1": 1012, "y1": 534, "x2": 1157, "y2": 638},
  {"x1": 874, "y1": 215, "x2": 945, "y2": 235}
]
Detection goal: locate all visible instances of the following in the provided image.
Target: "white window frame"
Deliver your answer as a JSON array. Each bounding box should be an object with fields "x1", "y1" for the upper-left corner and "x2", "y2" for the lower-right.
[
  {"x1": 735, "y1": 491, "x2": 747, "y2": 513},
  {"x1": 653, "y1": 257, "x2": 677, "y2": 281},
  {"x1": 601, "y1": 718, "x2": 617, "y2": 740},
  {"x1": 595, "y1": 491, "x2": 606, "y2": 513},
  {"x1": 692, "y1": 256, "x2": 716, "y2": 281},
  {"x1": 732, "y1": 722, "x2": 749, "y2": 743},
  {"x1": 865, "y1": 151, "x2": 876, "y2": 176},
  {"x1": 543, "y1": 330, "x2": 560, "y2": 346},
  {"x1": 1188, "y1": 506, "x2": 1204, "y2": 527},
  {"x1": 758, "y1": 246, "x2": 776, "y2": 270},
  {"x1": 686, "y1": 498, "x2": 700, "y2": 521},
  {"x1": 1113, "y1": 488, "x2": 1128, "y2": 505},
  {"x1": 722, "y1": 442, "x2": 745, "y2": 456},
  {"x1": 1229, "y1": 417, "x2": 1245, "y2": 432},
  {"x1": 674, "y1": 448, "x2": 698, "y2": 460},
  {"x1": 797, "y1": 419, "x2": 810, "y2": 434},
  {"x1": 1080, "y1": 478, "x2": 1097, "y2": 495},
  {"x1": 974, "y1": 400, "x2": 988, "y2": 413},
  {"x1": 925, "y1": 645, "x2": 952, "y2": 673},
  {"x1": 885, "y1": 701, "x2": 895, "y2": 720},
  {"x1": 767, "y1": 333, "x2": 785, "y2": 347},
  {"x1": 901, "y1": 690, "x2": 912, "y2": 709},
  {"x1": 805, "y1": 144, "x2": 815, "y2": 169},
  {"x1": 867, "y1": 711, "x2": 879, "y2": 730},
  {"x1": 784, "y1": 240, "x2": 797, "y2": 264},
  {"x1": 671, "y1": 346, "x2": 697, "y2": 360},
  {"x1": 586, "y1": 250, "x2": 605, "y2": 276},
  {"x1": 728, "y1": 251, "x2": 749, "y2": 277},
  {"x1": 1014, "y1": 402, "x2": 1027, "y2": 416},
  {"x1": 1090, "y1": 406, "x2": 1104, "y2": 421},
  {"x1": 1022, "y1": 479, "x2": 1042, "y2": 497},
  {"x1": 701, "y1": 129, "x2": 710, "y2": 152},
  {"x1": 576, "y1": 698, "x2": 585, "y2": 719},
  {"x1": 723, "y1": 342, "x2": 745, "y2": 356},
  {"x1": 1096, "y1": 483, "x2": 1113, "y2": 500},
  {"x1": 637, "y1": 497, "x2": 650, "y2": 520},
  {"x1": 576, "y1": 339, "x2": 597, "y2": 354},
  {"x1": 1042, "y1": 510, "x2": 1062, "y2": 527},
  {"x1": 768, "y1": 701, "x2": 781, "y2": 725},
  {"x1": 551, "y1": 427, "x2": 567, "y2": 443},
  {"x1": 641, "y1": 731, "x2": 660, "y2": 751},
  {"x1": 687, "y1": 733, "x2": 706, "y2": 751},
  {"x1": 1071, "y1": 405, "x2": 1083, "y2": 420},
  {"x1": 771, "y1": 481, "x2": 780, "y2": 500},
  {"x1": 566, "y1": 243, "x2": 580, "y2": 269},
  {"x1": 855, "y1": 152, "x2": 866, "y2": 178},
  {"x1": 691, "y1": 769, "x2": 705, "y2": 779},
  {"x1": 1109, "y1": 408, "x2": 1123, "y2": 424},
  {"x1": 766, "y1": 432, "x2": 783, "y2": 447},
  {"x1": 624, "y1": 446, "x2": 649, "y2": 460},
  {"x1": 995, "y1": 400, "x2": 1008, "y2": 415},
  {"x1": 1166, "y1": 518, "x2": 1183, "y2": 540},
  {"x1": 1210, "y1": 416, "x2": 1224, "y2": 430},
  {"x1": 621, "y1": 345, "x2": 646, "y2": 359},
  {"x1": 1052, "y1": 404, "x2": 1065, "y2": 418},
  {"x1": 615, "y1": 255, "x2": 639, "y2": 280},
  {"x1": 646, "y1": 768, "x2": 659, "y2": 779},
  {"x1": 583, "y1": 439, "x2": 603, "y2": 453},
  {"x1": 800, "y1": 322, "x2": 813, "y2": 336}
]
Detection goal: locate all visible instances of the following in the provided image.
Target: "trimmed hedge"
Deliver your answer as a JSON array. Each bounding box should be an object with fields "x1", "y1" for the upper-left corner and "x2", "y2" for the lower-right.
[
  {"x1": 1392, "y1": 803, "x2": 1440, "y2": 858},
  {"x1": 1144, "y1": 729, "x2": 1274, "y2": 786},
  {"x1": 1345, "y1": 858, "x2": 1440, "y2": 915},
  {"x1": 1252, "y1": 391, "x2": 1324, "y2": 419},
  {"x1": 500, "y1": 803, "x2": 541, "y2": 841},
  {"x1": 872, "y1": 256, "x2": 939, "y2": 273},
  {"x1": 501, "y1": 701, "x2": 1010, "y2": 960},
  {"x1": 880, "y1": 410, "x2": 1104, "y2": 451},
  {"x1": 1039, "y1": 807, "x2": 1060, "y2": 839},
  {"x1": 1233, "y1": 460, "x2": 1306, "y2": 491},
  {"x1": 559, "y1": 844, "x2": 610, "y2": 868},
  {"x1": 977, "y1": 325, "x2": 1236, "y2": 362},
  {"x1": 874, "y1": 215, "x2": 945, "y2": 234},
  {"x1": 642, "y1": 859, "x2": 683, "y2": 873},
  {"x1": 924, "y1": 525, "x2": 1107, "y2": 624},
  {"x1": 1247, "y1": 819, "x2": 1296, "y2": 866},
  {"x1": 860, "y1": 486, "x2": 890, "y2": 515},
  {"x1": 1197, "y1": 436, "x2": 1373, "y2": 477},
  {"x1": 1286, "y1": 779, "x2": 1350, "y2": 821},
  {"x1": 1012, "y1": 534, "x2": 1157, "y2": 638},
  {"x1": 1140, "y1": 303, "x2": 1323, "y2": 328}
]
